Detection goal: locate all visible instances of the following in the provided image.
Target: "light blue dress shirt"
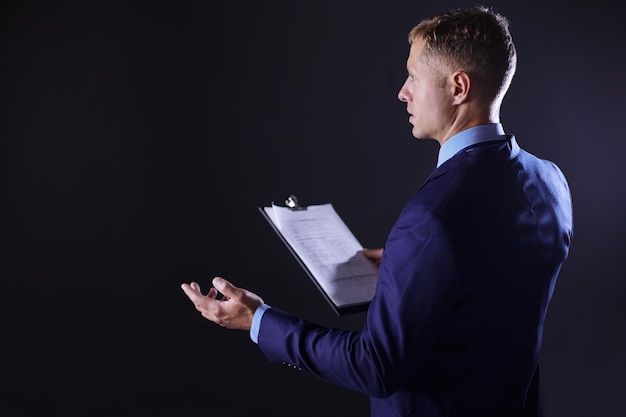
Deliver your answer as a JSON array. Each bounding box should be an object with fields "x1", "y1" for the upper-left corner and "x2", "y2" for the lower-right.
[
  {"x1": 437, "y1": 123, "x2": 506, "y2": 167},
  {"x1": 249, "y1": 123, "x2": 508, "y2": 344},
  {"x1": 250, "y1": 303, "x2": 270, "y2": 343}
]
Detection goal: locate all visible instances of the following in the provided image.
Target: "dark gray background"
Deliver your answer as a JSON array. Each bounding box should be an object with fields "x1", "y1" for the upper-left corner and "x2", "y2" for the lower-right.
[{"x1": 2, "y1": 0, "x2": 624, "y2": 416}]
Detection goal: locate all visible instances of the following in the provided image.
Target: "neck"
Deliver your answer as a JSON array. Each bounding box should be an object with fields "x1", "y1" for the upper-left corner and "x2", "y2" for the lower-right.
[{"x1": 438, "y1": 103, "x2": 500, "y2": 146}]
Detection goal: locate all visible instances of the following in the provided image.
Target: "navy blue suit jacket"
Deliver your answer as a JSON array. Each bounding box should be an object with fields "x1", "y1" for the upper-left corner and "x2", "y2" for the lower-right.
[{"x1": 258, "y1": 137, "x2": 573, "y2": 416}]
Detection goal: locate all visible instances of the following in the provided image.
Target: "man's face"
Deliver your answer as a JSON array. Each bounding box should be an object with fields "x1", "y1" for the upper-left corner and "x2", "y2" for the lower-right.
[{"x1": 397, "y1": 39, "x2": 453, "y2": 144}]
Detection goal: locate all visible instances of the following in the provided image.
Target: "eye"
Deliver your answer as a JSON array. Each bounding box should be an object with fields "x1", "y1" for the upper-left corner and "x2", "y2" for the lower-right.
[{"x1": 407, "y1": 73, "x2": 416, "y2": 82}]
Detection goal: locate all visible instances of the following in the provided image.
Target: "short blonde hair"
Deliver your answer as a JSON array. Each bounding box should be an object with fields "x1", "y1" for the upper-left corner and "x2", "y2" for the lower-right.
[{"x1": 409, "y1": 6, "x2": 517, "y2": 102}]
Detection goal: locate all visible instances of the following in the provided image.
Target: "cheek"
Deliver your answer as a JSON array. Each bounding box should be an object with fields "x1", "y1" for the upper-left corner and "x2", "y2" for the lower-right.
[
  {"x1": 418, "y1": 88, "x2": 446, "y2": 114},
  {"x1": 411, "y1": 86, "x2": 433, "y2": 109}
]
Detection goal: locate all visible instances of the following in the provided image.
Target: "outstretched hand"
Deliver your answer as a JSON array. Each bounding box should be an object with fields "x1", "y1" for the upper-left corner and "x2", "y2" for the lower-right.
[{"x1": 181, "y1": 277, "x2": 264, "y2": 331}]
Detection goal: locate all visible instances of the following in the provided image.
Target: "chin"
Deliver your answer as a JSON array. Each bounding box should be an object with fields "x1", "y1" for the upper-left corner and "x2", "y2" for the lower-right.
[
  {"x1": 411, "y1": 130, "x2": 436, "y2": 142},
  {"x1": 411, "y1": 128, "x2": 428, "y2": 140}
]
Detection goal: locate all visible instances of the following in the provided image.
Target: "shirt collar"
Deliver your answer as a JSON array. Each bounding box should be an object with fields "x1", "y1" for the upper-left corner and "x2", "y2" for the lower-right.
[{"x1": 437, "y1": 123, "x2": 506, "y2": 167}]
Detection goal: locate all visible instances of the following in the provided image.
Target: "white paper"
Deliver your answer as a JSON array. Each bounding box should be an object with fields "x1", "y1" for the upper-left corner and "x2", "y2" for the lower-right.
[{"x1": 264, "y1": 203, "x2": 378, "y2": 308}]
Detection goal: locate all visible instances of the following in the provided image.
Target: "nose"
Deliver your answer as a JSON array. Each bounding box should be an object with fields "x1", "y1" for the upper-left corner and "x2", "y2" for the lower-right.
[{"x1": 398, "y1": 80, "x2": 409, "y2": 102}]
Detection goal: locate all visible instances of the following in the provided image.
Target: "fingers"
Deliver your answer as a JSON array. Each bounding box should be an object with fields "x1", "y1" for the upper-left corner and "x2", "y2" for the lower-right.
[
  {"x1": 362, "y1": 247, "x2": 384, "y2": 264},
  {"x1": 181, "y1": 282, "x2": 201, "y2": 302},
  {"x1": 180, "y1": 277, "x2": 264, "y2": 330},
  {"x1": 181, "y1": 280, "x2": 225, "y2": 302},
  {"x1": 207, "y1": 287, "x2": 218, "y2": 299},
  {"x1": 181, "y1": 282, "x2": 217, "y2": 319},
  {"x1": 211, "y1": 277, "x2": 241, "y2": 301},
  {"x1": 362, "y1": 247, "x2": 383, "y2": 255}
]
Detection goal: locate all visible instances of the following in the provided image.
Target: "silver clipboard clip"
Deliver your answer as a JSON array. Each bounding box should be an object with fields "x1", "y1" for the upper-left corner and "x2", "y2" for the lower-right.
[{"x1": 284, "y1": 194, "x2": 306, "y2": 210}]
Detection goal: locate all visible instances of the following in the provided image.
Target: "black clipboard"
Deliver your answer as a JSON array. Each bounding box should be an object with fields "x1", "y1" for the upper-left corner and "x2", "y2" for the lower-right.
[{"x1": 258, "y1": 195, "x2": 372, "y2": 316}]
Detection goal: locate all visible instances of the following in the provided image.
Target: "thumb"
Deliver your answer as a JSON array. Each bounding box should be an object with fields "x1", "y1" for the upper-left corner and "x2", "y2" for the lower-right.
[{"x1": 212, "y1": 276, "x2": 236, "y2": 297}]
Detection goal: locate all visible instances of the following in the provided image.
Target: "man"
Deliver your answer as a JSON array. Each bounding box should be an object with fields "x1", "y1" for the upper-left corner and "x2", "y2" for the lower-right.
[{"x1": 181, "y1": 6, "x2": 573, "y2": 416}]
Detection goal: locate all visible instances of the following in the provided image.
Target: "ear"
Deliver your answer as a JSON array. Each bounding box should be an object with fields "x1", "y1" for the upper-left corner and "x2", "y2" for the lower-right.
[{"x1": 451, "y1": 71, "x2": 471, "y2": 105}]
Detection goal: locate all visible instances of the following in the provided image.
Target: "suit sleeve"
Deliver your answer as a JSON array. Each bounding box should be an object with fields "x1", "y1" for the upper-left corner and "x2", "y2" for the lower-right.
[{"x1": 257, "y1": 205, "x2": 458, "y2": 397}]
